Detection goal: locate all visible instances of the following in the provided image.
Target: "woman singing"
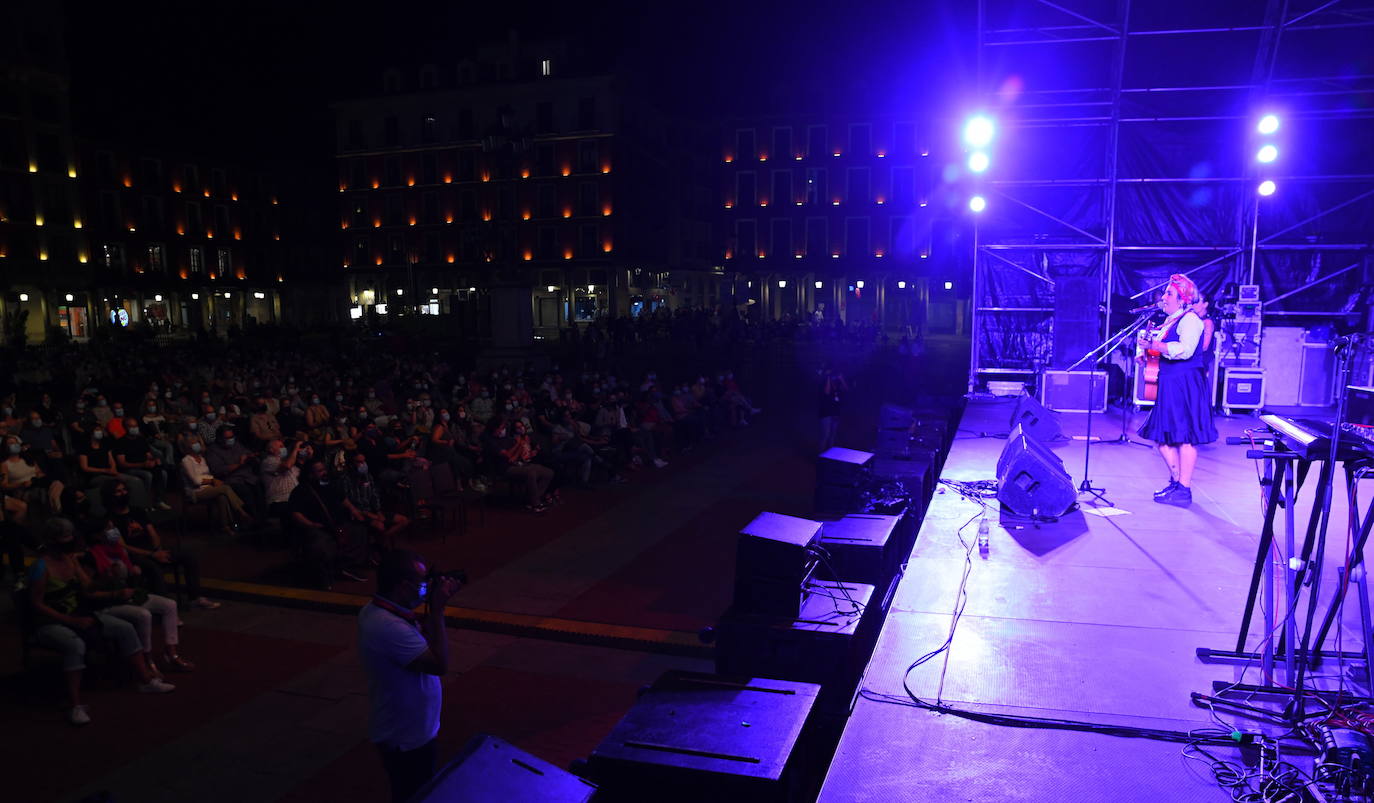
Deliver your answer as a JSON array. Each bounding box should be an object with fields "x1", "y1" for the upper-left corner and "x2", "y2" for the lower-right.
[{"x1": 1137, "y1": 274, "x2": 1218, "y2": 507}]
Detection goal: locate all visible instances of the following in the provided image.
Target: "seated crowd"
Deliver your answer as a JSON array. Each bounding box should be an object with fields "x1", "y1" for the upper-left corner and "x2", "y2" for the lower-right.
[{"x1": 2, "y1": 341, "x2": 762, "y2": 600}]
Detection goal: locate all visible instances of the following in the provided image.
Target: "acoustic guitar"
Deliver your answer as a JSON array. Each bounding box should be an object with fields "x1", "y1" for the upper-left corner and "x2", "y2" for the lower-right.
[{"x1": 1139, "y1": 330, "x2": 1162, "y2": 402}]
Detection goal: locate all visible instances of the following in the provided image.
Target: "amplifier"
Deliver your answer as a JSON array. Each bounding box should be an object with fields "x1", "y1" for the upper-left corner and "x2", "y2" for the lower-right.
[
  {"x1": 817, "y1": 514, "x2": 902, "y2": 587},
  {"x1": 1222, "y1": 366, "x2": 1266, "y2": 411},
  {"x1": 870, "y1": 453, "x2": 933, "y2": 501},
  {"x1": 1039, "y1": 370, "x2": 1109, "y2": 413},
  {"x1": 817, "y1": 447, "x2": 873, "y2": 487},
  {"x1": 586, "y1": 671, "x2": 819, "y2": 803},
  {"x1": 734, "y1": 513, "x2": 821, "y2": 618},
  {"x1": 1348, "y1": 385, "x2": 1374, "y2": 427},
  {"x1": 413, "y1": 734, "x2": 596, "y2": 803}
]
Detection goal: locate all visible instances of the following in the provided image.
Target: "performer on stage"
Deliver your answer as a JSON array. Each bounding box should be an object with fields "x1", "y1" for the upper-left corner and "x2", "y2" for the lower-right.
[{"x1": 1136, "y1": 274, "x2": 1218, "y2": 507}]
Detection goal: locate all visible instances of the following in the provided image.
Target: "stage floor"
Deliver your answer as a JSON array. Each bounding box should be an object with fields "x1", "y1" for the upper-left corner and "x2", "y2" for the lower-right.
[{"x1": 820, "y1": 398, "x2": 1370, "y2": 802}]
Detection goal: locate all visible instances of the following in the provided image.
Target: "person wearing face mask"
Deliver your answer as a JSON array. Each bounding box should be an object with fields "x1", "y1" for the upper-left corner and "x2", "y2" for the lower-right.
[
  {"x1": 28, "y1": 517, "x2": 175, "y2": 725},
  {"x1": 260, "y1": 438, "x2": 304, "y2": 521},
  {"x1": 305, "y1": 392, "x2": 333, "y2": 430},
  {"x1": 288, "y1": 459, "x2": 370, "y2": 588},
  {"x1": 469, "y1": 388, "x2": 494, "y2": 424},
  {"x1": 85, "y1": 515, "x2": 194, "y2": 673},
  {"x1": 104, "y1": 402, "x2": 129, "y2": 439},
  {"x1": 342, "y1": 452, "x2": 410, "y2": 551},
  {"x1": 90, "y1": 395, "x2": 115, "y2": 426},
  {"x1": 487, "y1": 418, "x2": 555, "y2": 513},
  {"x1": 176, "y1": 418, "x2": 206, "y2": 459},
  {"x1": 0, "y1": 401, "x2": 20, "y2": 436},
  {"x1": 427, "y1": 409, "x2": 479, "y2": 492},
  {"x1": 358, "y1": 549, "x2": 461, "y2": 803},
  {"x1": 181, "y1": 435, "x2": 253, "y2": 537},
  {"x1": 198, "y1": 404, "x2": 225, "y2": 442},
  {"x1": 250, "y1": 402, "x2": 283, "y2": 445},
  {"x1": 113, "y1": 417, "x2": 173, "y2": 511},
  {"x1": 138, "y1": 400, "x2": 177, "y2": 467},
  {"x1": 76, "y1": 425, "x2": 149, "y2": 511},
  {"x1": 207, "y1": 425, "x2": 265, "y2": 524},
  {"x1": 103, "y1": 480, "x2": 219, "y2": 609}
]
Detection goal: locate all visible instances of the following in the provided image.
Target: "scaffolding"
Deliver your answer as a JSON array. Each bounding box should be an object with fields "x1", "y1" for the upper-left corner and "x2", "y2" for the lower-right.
[{"x1": 969, "y1": 0, "x2": 1374, "y2": 389}]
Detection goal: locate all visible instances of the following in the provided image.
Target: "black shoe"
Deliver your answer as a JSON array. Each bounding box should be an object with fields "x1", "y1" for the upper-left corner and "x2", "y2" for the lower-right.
[
  {"x1": 1153, "y1": 480, "x2": 1180, "y2": 499},
  {"x1": 1154, "y1": 485, "x2": 1193, "y2": 507}
]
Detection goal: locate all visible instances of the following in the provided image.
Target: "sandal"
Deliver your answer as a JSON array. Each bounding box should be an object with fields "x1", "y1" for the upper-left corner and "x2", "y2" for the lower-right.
[{"x1": 164, "y1": 653, "x2": 196, "y2": 672}]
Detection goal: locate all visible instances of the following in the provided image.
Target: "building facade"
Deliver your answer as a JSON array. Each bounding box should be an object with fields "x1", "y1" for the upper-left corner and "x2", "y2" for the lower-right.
[{"x1": 332, "y1": 36, "x2": 714, "y2": 336}]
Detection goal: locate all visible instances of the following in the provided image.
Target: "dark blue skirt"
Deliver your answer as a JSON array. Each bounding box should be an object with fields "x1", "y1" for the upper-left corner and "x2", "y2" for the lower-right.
[{"x1": 1139, "y1": 365, "x2": 1218, "y2": 446}]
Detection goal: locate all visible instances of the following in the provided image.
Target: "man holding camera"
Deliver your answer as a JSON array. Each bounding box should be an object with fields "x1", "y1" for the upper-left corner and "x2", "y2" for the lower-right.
[{"x1": 359, "y1": 549, "x2": 461, "y2": 803}]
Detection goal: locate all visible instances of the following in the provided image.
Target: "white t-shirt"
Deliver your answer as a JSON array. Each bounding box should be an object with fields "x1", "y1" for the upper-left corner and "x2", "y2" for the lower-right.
[{"x1": 358, "y1": 601, "x2": 442, "y2": 750}]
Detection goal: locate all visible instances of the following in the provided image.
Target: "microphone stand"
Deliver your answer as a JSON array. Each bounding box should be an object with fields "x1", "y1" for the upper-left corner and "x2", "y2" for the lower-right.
[{"x1": 1066, "y1": 312, "x2": 1157, "y2": 506}]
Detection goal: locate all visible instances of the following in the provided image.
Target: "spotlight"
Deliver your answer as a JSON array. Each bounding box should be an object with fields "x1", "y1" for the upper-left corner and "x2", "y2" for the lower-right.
[
  {"x1": 856, "y1": 280, "x2": 865, "y2": 289},
  {"x1": 778, "y1": 279, "x2": 787, "y2": 288},
  {"x1": 969, "y1": 195, "x2": 987, "y2": 213},
  {"x1": 967, "y1": 152, "x2": 989, "y2": 173},
  {"x1": 814, "y1": 280, "x2": 823, "y2": 289},
  {"x1": 1257, "y1": 114, "x2": 1280, "y2": 135},
  {"x1": 1256, "y1": 144, "x2": 1278, "y2": 163},
  {"x1": 897, "y1": 280, "x2": 906, "y2": 289},
  {"x1": 963, "y1": 115, "x2": 995, "y2": 148},
  {"x1": 944, "y1": 281, "x2": 953, "y2": 290},
  {"x1": 1258, "y1": 180, "x2": 1277, "y2": 196}
]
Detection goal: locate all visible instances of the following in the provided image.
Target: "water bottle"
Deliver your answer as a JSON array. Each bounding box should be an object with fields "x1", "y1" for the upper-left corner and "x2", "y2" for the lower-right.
[{"x1": 977, "y1": 518, "x2": 991, "y2": 556}]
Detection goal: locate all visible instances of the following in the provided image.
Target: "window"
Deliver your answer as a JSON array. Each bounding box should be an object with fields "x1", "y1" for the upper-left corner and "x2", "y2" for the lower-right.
[
  {"x1": 211, "y1": 168, "x2": 227, "y2": 194},
  {"x1": 36, "y1": 133, "x2": 63, "y2": 172},
  {"x1": 31, "y1": 92, "x2": 60, "y2": 122},
  {"x1": 891, "y1": 217, "x2": 914, "y2": 257},
  {"x1": 420, "y1": 65, "x2": 438, "y2": 89},
  {"x1": 139, "y1": 158, "x2": 162, "y2": 186},
  {"x1": 148, "y1": 243, "x2": 166, "y2": 272},
  {"x1": 536, "y1": 101, "x2": 555, "y2": 134},
  {"x1": 772, "y1": 171, "x2": 792, "y2": 207},
  {"x1": 541, "y1": 59, "x2": 552, "y2": 77},
  {"x1": 0, "y1": 121, "x2": 22, "y2": 169},
  {"x1": 457, "y1": 109, "x2": 474, "y2": 140},
  {"x1": 421, "y1": 153, "x2": 437, "y2": 184},
  {"x1": 895, "y1": 122, "x2": 916, "y2": 155},
  {"x1": 537, "y1": 184, "x2": 556, "y2": 218},
  {"x1": 142, "y1": 196, "x2": 164, "y2": 229},
  {"x1": 99, "y1": 192, "x2": 120, "y2": 226},
  {"x1": 422, "y1": 191, "x2": 439, "y2": 223},
  {"x1": 351, "y1": 158, "x2": 367, "y2": 190},
  {"x1": 384, "y1": 156, "x2": 401, "y2": 186},
  {"x1": 385, "y1": 194, "x2": 402, "y2": 225},
  {"x1": 579, "y1": 224, "x2": 597, "y2": 257},
  {"x1": 536, "y1": 144, "x2": 555, "y2": 176},
  {"x1": 424, "y1": 232, "x2": 440, "y2": 262},
  {"x1": 805, "y1": 168, "x2": 826, "y2": 204},
  {"x1": 578, "y1": 97, "x2": 596, "y2": 130},
  {"x1": 845, "y1": 218, "x2": 869, "y2": 255},
  {"x1": 847, "y1": 168, "x2": 870, "y2": 204},
  {"x1": 352, "y1": 201, "x2": 367, "y2": 227},
  {"x1": 347, "y1": 120, "x2": 365, "y2": 149},
  {"x1": 186, "y1": 202, "x2": 202, "y2": 234},
  {"x1": 460, "y1": 190, "x2": 477, "y2": 220},
  {"x1": 97, "y1": 151, "x2": 116, "y2": 181},
  {"x1": 538, "y1": 226, "x2": 556, "y2": 259},
  {"x1": 734, "y1": 129, "x2": 756, "y2": 161},
  {"x1": 849, "y1": 124, "x2": 871, "y2": 157},
  {"x1": 383, "y1": 70, "x2": 401, "y2": 93},
  {"x1": 217, "y1": 249, "x2": 231, "y2": 274},
  {"x1": 189, "y1": 246, "x2": 204, "y2": 273},
  {"x1": 892, "y1": 167, "x2": 914, "y2": 205},
  {"x1": 735, "y1": 220, "x2": 757, "y2": 257},
  {"x1": 736, "y1": 172, "x2": 756, "y2": 207},
  {"x1": 460, "y1": 226, "x2": 479, "y2": 260},
  {"x1": 384, "y1": 116, "x2": 399, "y2": 147},
  {"x1": 578, "y1": 141, "x2": 598, "y2": 173},
  {"x1": 772, "y1": 127, "x2": 792, "y2": 160},
  {"x1": 770, "y1": 219, "x2": 791, "y2": 257},
  {"x1": 578, "y1": 182, "x2": 597, "y2": 216},
  {"x1": 421, "y1": 115, "x2": 438, "y2": 144},
  {"x1": 807, "y1": 126, "x2": 826, "y2": 159},
  {"x1": 458, "y1": 151, "x2": 476, "y2": 181},
  {"x1": 806, "y1": 218, "x2": 827, "y2": 256},
  {"x1": 101, "y1": 243, "x2": 126, "y2": 269},
  {"x1": 185, "y1": 164, "x2": 200, "y2": 193},
  {"x1": 215, "y1": 205, "x2": 230, "y2": 237}
]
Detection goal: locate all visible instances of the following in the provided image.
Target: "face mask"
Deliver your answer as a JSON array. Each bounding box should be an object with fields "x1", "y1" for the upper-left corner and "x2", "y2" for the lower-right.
[
  {"x1": 440, "y1": 413, "x2": 450, "y2": 422},
  {"x1": 7, "y1": 443, "x2": 20, "y2": 455},
  {"x1": 367, "y1": 391, "x2": 376, "y2": 398},
  {"x1": 113, "y1": 407, "x2": 124, "y2": 416},
  {"x1": 96, "y1": 399, "x2": 108, "y2": 407},
  {"x1": 223, "y1": 438, "x2": 236, "y2": 447},
  {"x1": 147, "y1": 406, "x2": 157, "y2": 413},
  {"x1": 356, "y1": 464, "x2": 368, "y2": 475},
  {"x1": 93, "y1": 430, "x2": 104, "y2": 440},
  {"x1": 504, "y1": 404, "x2": 513, "y2": 411},
  {"x1": 189, "y1": 422, "x2": 199, "y2": 431},
  {"x1": 128, "y1": 427, "x2": 140, "y2": 436},
  {"x1": 76, "y1": 402, "x2": 86, "y2": 411},
  {"x1": 206, "y1": 412, "x2": 217, "y2": 420},
  {"x1": 317, "y1": 479, "x2": 329, "y2": 487},
  {"x1": 278, "y1": 447, "x2": 288, "y2": 457},
  {"x1": 311, "y1": 398, "x2": 320, "y2": 405},
  {"x1": 29, "y1": 419, "x2": 41, "y2": 429},
  {"x1": 191, "y1": 442, "x2": 203, "y2": 453},
  {"x1": 105, "y1": 528, "x2": 121, "y2": 544},
  {"x1": 458, "y1": 411, "x2": 467, "y2": 419},
  {"x1": 165, "y1": 391, "x2": 172, "y2": 399},
  {"x1": 481, "y1": 392, "x2": 489, "y2": 398},
  {"x1": 334, "y1": 395, "x2": 343, "y2": 402},
  {"x1": 422, "y1": 400, "x2": 431, "y2": 408},
  {"x1": 1, "y1": 408, "x2": 10, "y2": 417}
]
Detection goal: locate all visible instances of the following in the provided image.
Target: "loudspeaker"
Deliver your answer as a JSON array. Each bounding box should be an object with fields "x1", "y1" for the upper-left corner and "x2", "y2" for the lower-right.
[
  {"x1": 412, "y1": 734, "x2": 596, "y2": 803},
  {"x1": 1051, "y1": 275, "x2": 1100, "y2": 369},
  {"x1": 817, "y1": 447, "x2": 873, "y2": 487},
  {"x1": 733, "y1": 512, "x2": 821, "y2": 617},
  {"x1": 996, "y1": 424, "x2": 1064, "y2": 481},
  {"x1": 1009, "y1": 393, "x2": 1061, "y2": 442},
  {"x1": 996, "y1": 431, "x2": 1076, "y2": 519}
]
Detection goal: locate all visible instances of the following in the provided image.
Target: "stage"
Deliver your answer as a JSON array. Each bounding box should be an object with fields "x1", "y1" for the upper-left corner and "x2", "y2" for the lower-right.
[{"x1": 819, "y1": 397, "x2": 1369, "y2": 801}]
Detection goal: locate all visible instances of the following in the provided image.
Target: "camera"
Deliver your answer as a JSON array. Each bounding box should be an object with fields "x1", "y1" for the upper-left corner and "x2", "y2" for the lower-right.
[{"x1": 428, "y1": 568, "x2": 468, "y2": 585}]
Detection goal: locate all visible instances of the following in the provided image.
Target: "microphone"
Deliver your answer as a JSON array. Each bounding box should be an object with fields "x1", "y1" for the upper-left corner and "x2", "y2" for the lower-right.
[{"x1": 1127, "y1": 303, "x2": 1160, "y2": 314}]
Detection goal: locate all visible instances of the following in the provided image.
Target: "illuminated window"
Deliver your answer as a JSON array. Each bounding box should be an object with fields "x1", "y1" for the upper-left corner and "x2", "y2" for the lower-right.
[
  {"x1": 189, "y1": 246, "x2": 204, "y2": 274},
  {"x1": 735, "y1": 129, "x2": 756, "y2": 161},
  {"x1": 147, "y1": 243, "x2": 166, "y2": 272},
  {"x1": 217, "y1": 248, "x2": 231, "y2": 274},
  {"x1": 541, "y1": 58, "x2": 552, "y2": 77}
]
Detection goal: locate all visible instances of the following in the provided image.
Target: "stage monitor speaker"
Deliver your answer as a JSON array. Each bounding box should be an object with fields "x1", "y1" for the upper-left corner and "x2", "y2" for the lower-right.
[
  {"x1": 996, "y1": 432, "x2": 1076, "y2": 519},
  {"x1": 878, "y1": 404, "x2": 914, "y2": 429},
  {"x1": 1349, "y1": 385, "x2": 1374, "y2": 427},
  {"x1": 817, "y1": 447, "x2": 873, "y2": 487},
  {"x1": 1009, "y1": 393, "x2": 1061, "y2": 443},
  {"x1": 1040, "y1": 370, "x2": 1109, "y2": 413},
  {"x1": 733, "y1": 512, "x2": 821, "y2": 618},
  {"x1": 411, "y1": 733, "x2": 596, "y2": 803},
  {"x1": 996, "y1": 424, "x2": 1064, "y2": 481}
]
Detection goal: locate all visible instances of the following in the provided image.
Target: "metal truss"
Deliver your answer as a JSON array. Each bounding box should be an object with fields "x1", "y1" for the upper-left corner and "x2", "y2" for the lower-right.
[{"x1": 969, "y1": 0, "x2": 1374, "y2": 387}]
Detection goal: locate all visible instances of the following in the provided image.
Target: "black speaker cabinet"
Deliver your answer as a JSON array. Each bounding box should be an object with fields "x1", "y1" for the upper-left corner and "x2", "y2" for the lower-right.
[
  {"x1": 1009, "y1": 392, "x2": 1062, "y2": 443},
  {"x1": 586, "y1": 671, "x2": 820, "y2": 803},
  {"x1": 411, "y1": 734, "x2": 596, "y2": 803},
  {"x1": 996, "y1": 424, "x2": 1065, "y2": 481},
  {"x1": 816, "y1": 514, "x2": 901, "y2": 587},
  {"x1": 817, "y1": 447, "x2": 874, "y2": 487},
  {"x1": 733, "y1": 512, "x2": 821, "y2": 618},
  {"x1": 996, "y1": 431, "x2": 1076, "y2": 519}
]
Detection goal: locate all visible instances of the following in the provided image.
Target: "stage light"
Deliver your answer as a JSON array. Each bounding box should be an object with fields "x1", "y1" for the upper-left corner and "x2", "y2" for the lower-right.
[
  {"x1": 778, "y1": 280, "x2": 787, "y2": 288},
  {"x1": 19, "y1": 293, "x2": 29, "y2": 301},
  {"x1": 1256, "y1": 144, "x2": 1278, "y2": 163},
  {"x1": 815, "y1": 280, "x2": 823, "y2": 289},
  {"x1": 1257, "y1": 114, "x2": 1280, "y2": 135},
  {"x1": 1258, "y1": 180, "x2": 1276, "y2": 196},
  {"x1": 856, "y1": 280, "x2": 865, "y2": 289},
  {"x1": 65, "y1": 293, "x2": 74, "y2": 302},
  {"x1": 897, "y1": 280, "x2": 906, "y2": 289},
  {"x1": 963, "y1": 115, "x2": 994, "y2": 148},
  {"x1": 154, "y1": 294, "x2": 163, "y2": 302},
  {"x1": 944, "y1": 281, "x2": 953, "y2": 290},
  {"x1": 968, "y1": 152, "x2": 989, "y2": 173},
  {"x1": 969, "y1": 195, "x2": 987, "y2": 213}
]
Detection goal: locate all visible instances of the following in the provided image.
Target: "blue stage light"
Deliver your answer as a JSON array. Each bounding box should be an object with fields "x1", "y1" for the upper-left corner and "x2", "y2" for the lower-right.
[
  {"x1": 967, "y1": 152, "x2": 989, "y2": 173},
  {"x1": 963, "y1": 116, "x2": 995, "y2": 148},
  {"x1": 1257, "y1": 114, "x2": 1280, "y2": 135},
  {"x1": 969, "y1": 195, "x2": 987, "y2": 213},
  {"x1": 1257, "y1": 180, "x2": 1276, "y2": 196},
  {"x1": 1256, "y1": 144, "x2": 1278, "y2": 163}
]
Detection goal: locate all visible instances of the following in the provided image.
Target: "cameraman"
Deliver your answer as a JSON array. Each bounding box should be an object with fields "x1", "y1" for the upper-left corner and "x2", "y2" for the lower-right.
[{"x1": 358, "y1": 549, "x2": 460, "y2": 803}]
